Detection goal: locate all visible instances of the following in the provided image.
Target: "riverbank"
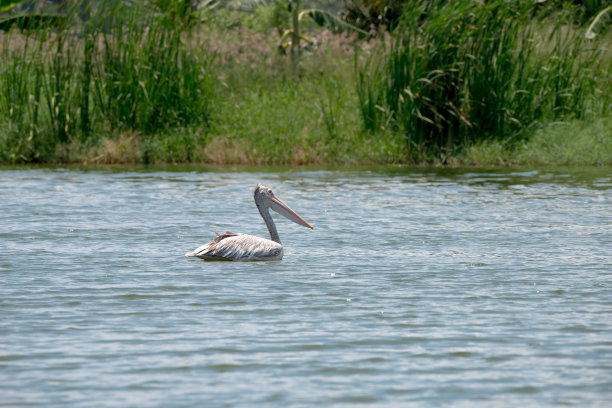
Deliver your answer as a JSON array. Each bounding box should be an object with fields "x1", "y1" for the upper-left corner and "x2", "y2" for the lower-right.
[
  {"x1": 18, "y1": 115, "x2": 610, "y2": 167},
  {"x1": 1, "y1": 2, "x2": 611, "y2": 167},
  {"x1": 3, "y1": 38, "x2": 609, "y2": 167}
]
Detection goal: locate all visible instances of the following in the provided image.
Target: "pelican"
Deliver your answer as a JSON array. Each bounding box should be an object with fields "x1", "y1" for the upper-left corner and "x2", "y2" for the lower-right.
[{"x1": 185, "y1": 184, "x2": 313, "y2": 261}]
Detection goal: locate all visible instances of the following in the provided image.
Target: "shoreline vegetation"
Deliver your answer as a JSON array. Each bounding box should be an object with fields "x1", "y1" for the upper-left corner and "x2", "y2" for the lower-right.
[{"x1": 1, "y1": 0, "x2": 611, "y2": 167}]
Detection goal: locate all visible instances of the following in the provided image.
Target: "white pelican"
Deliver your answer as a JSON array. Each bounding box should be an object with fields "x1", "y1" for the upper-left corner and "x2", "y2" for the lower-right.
[{"x1": 185, "y1": 184, "x2": 313, "y2": 261}]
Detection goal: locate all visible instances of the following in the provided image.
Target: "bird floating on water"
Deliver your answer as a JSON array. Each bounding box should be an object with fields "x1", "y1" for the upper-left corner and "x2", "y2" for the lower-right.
[{"x1": 185, "y1": 184, "x2": 313, "y2": 261}]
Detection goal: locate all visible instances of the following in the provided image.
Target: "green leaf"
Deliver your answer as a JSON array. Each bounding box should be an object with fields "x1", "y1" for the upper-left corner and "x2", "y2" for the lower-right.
[
  {"x1": 298, "y1": 8, "x2": 367, "y2": 35},
  {"x1": 585, "y1": 6, "x2": 612, "y2": 40},
  {"x1": 0, "y1": 0, "x2": 28, "y2": 12}
]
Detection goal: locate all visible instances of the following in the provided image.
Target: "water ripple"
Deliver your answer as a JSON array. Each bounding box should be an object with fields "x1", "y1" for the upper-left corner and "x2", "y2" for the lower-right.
[{"x1": 1, "y1": 167, "x2": 610, "y2": 407}]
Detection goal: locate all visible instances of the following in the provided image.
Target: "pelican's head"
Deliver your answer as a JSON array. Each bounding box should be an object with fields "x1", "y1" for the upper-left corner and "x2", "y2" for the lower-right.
[{"x1": 255, "y1": 184, "x2": 313, "y2": 229}]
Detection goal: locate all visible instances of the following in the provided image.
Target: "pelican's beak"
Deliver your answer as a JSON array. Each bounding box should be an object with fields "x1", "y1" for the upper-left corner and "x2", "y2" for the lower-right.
[{"x1": 268, "y1": 195, "x2": 314, "y2": 230}]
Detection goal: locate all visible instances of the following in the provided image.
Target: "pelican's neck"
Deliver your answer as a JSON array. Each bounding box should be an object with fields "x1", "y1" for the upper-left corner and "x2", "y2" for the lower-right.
[{"x1": 256, "y1": 198, "x2": 281, "y2": 244}]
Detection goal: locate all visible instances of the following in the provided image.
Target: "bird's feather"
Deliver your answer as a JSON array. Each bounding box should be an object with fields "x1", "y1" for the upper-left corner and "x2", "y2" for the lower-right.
[{"x1": 185, "y1": 232, "x2": 283, "y2": 261}]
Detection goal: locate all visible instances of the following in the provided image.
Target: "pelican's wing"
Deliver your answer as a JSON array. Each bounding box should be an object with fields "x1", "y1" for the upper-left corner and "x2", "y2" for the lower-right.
[
  {"x1": 186, "y1": 233, "x2": 282, "y2": 261},
  {"x1": 185, "y1": 231, "x2": 237, "y2": 258}
]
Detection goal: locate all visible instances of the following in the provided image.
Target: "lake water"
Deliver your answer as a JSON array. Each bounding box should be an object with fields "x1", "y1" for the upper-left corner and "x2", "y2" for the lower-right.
[{"x1": 1, "y1": 167, "x2": 611, "y2": 407}]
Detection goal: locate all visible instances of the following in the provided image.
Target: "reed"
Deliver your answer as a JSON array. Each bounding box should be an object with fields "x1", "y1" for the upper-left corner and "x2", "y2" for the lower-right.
[
  {"x1": 93, "y1": 4, "x2": 212, "y2": 134},
  {"x1": 0, "y1": 1, "x2": 214, "y2": 163},
  {"x1": 355, "y1": 0, "x2": 610, "y2": 162},
  {"x1": 1, "y1": 1, "x2": 609, "y2": 166},
  {"x1": 0, "y1": 32, "x2": 50, "y2": 161}
]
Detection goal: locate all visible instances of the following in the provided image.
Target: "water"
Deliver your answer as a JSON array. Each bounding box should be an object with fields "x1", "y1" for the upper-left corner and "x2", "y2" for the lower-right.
[{"x1": 1, "y1": 167, "x2": 610, "y2": 407}]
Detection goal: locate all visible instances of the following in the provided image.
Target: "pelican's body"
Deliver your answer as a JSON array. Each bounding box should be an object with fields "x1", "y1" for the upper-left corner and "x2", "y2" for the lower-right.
[
  {"x1": 185, "y1": 184, "x2": 313, "y2": 261},
  {"x1": 187, "y1": 231, "x2": 284, "y2": 261}
]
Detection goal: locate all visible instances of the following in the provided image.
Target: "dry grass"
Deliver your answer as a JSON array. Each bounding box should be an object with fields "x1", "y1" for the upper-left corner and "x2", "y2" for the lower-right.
[
  {"x1": 201, "y1": 136, "x2": 250, "y2": 165},
  {"x1": 202, "y1": 26, "x2": 358, "y2": 57},
  {"x1": 98, "y1": 133, "x2": 143, "y2": 164}
]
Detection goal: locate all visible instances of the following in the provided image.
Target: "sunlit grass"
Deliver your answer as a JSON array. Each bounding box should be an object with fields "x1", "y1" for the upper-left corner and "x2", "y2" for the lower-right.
[
  {"x1": 201, "y1": 33, "x2": 407, "y2": 165},
  {"x1": 0, "y1": 3, "x2": 214, "y2": 163},
  {"x1": 0, "y1": 1, "x2": 610, "y2": 166},
  {"x1": 515, "y1": 117, "x2": 612, "y2": 166},
  {"x1": 355, "y1": 0, "x2": 611, "y2": 164},
  {"x1": 457, "y1": 116, "x2": 612, "y2": 166}
]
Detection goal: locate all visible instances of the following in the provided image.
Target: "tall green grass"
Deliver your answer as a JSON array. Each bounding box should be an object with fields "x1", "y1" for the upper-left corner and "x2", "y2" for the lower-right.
[
  {"x1": 1, "y1": 1, "x2": 609, "y2": 166},
  {"x1": 94, "y1": 4, "x2": 211, "y2": 134},
  {"x1": 0, "y1": 2, "x2": 214, "y2": 163},
  {"x1": 356, "y1": 0, "x2": 610, "y2": 162},
  {"x1": 1, "y1": 33, "x2": 50, "y2": 161}
]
